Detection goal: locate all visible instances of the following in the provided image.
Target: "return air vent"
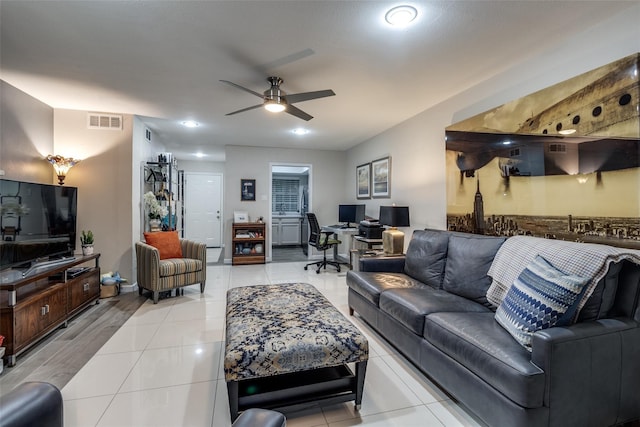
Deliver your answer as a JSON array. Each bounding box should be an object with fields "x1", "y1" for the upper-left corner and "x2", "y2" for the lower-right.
[
  {"x1": 87, "y1": 113, "x2": 122, "y2": 130},
  {"x1": 548, "y1": 143, "x2": 566, "y2": 153}
]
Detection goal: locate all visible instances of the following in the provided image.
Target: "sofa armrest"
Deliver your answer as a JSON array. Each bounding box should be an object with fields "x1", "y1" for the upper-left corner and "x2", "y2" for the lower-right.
[
  {"x1": 180, "y1": 239, "x2": 207, "y2": 261},
  {"x1": 0, "y1": 382, "x2": 63, "y2": 427},
  {"x1": 360, "y1": 256, "x2": 405, "y2": 272},
  {"x1": 135, "y1": 241, "x2": 161, "y2": 286},
  {"x1": 531, "y1": 318, "x2": 640, "y2": 425}
]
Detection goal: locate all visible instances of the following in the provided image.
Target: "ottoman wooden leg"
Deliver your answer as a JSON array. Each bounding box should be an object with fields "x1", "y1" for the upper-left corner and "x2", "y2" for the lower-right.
[
  {"x1": 227, "y1": 380, "x2": 239, "y2": 422},
  {"x1": 355, "y1": 360, "x2": 367, "y2": 410}
]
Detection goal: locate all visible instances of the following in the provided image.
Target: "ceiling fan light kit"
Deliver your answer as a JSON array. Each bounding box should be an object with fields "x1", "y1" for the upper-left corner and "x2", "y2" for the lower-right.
[
  {"x1": 220, "y1": 76, "x2": 335, "y2": 121},
  {"x1": 264, "y1": 100, "x2": 286, "y2": 113}
]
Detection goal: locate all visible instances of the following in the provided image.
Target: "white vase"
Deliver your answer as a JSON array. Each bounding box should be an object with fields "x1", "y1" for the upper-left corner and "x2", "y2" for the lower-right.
[
  {"x1": 82, "y1": 244, "x2": 94, "y2": 256},
  {"x1": 149, "y1": 218, "x2": 161, "y2": 231}
]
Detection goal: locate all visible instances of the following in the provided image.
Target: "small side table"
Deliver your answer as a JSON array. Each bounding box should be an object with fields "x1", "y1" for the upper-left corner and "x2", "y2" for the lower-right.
[
  {"x1": 350, "y1": 249, "x2": 403, "y2": 272},
  {"x1": 352, "y1": 236, "x2": 383, "y2": 251}
]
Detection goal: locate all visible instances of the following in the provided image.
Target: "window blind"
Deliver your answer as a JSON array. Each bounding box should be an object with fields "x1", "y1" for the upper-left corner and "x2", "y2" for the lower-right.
[{"x1": 272, "y1": 178, "x2": 299, "y2": 212}]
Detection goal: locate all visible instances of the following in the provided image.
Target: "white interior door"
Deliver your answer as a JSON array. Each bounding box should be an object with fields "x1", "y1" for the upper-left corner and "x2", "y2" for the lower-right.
[{"x1": 184, "y1": 172, "x2": 222, "y2": 247}]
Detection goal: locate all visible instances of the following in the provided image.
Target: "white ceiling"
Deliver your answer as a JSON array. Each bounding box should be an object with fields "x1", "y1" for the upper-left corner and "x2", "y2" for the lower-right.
[{"x1": 1, "y1": 1, "x2": 635, "y2": 162}]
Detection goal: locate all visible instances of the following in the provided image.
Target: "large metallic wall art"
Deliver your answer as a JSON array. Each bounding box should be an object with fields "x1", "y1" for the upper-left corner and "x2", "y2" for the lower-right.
[{"x1": 446, "y1": 53, "x2": 640, "y2": 248}]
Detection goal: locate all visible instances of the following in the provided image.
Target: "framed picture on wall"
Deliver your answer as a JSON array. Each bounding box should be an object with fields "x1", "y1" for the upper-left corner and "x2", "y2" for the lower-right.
[
  {"x1": 356, "y1": 163, "x2": 371, "y2": 199},
  {"x1": 372, "y1": 157, "x2": 391, "y2": 198},
  {"x1": 241, "y1": 179, "x2": 256, "y2": 201}
]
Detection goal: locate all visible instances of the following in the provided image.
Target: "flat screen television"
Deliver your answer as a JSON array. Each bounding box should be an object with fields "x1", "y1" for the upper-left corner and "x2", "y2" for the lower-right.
[
  {"x1": 338, "y1": 204, "x2": 366, "y2": 228},
  {"x1": 0, "y1": 179, "x2": 77, "y2": 271}
]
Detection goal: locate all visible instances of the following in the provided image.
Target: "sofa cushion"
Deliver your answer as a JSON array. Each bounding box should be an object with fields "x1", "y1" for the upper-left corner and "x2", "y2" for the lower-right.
[
  {"x1": 379, "y1": 287, "x2": 490, "y2": 334},
  {"x1": 346, "y1": 271, "x2": 424, "y2": 306},
  {"x1": 495, "y1": 255, "x2": 590, "y2": 350},
  {"x1": 442, "y1": 234, "x2": 505, "y2": 306},
  {"x1": 578, "y1": 261, "x2": 623, "y2": 322},
  {"x1": 158, "y1": 258, "x2": 202, "y2": 277},
  {"x1": 403, "y1": 229, "x2": 450, "y2": 288},
  {"x1": 424, "y1": 312, "x2": 545, "y2": 408}
]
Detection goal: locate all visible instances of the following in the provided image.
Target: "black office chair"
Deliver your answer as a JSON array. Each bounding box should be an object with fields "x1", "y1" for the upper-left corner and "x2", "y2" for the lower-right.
[{"x1": 304, "y1": 212, "x2": 343, "y2": 273}]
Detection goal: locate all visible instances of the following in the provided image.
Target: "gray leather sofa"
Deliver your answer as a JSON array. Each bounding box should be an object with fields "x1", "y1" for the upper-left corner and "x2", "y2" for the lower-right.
[
  {"x1": 347, "y1": 229, "x2": 640, "y2": 427},
  {"x1": 0, "y1": 382, "x2": 63, "y2": 427},
  {"x1": 233, "y1": 408, "x2": 286, "y2": 427}
]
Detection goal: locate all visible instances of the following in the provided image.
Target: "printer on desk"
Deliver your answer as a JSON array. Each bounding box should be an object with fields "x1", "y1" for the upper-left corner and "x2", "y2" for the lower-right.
[{"x1": 358, "y1": 219, "x2": 383, "y2": 239}]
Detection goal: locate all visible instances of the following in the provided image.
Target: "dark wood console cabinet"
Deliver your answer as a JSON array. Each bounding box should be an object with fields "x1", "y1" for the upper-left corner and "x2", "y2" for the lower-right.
[{"x1": 0, "y1": 254, "x2": 101, "y2": 366}]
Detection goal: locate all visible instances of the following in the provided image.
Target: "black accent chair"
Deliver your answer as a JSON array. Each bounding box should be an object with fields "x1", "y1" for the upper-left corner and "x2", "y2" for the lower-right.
[{"x1": 304, "y1": 213, "x2": 344, "y2": 273}]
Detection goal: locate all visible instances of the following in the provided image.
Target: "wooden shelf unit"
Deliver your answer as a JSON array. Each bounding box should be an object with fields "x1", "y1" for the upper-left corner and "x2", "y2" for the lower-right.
[
  {"x1": 0, "y1": 254, "x2": 101, "y2": 366},
  {"x1": 232, "y1": 223, "x2": 266, "y2": 265}
]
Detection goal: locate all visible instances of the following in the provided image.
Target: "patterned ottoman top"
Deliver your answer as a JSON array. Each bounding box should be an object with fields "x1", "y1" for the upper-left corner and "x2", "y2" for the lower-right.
[{"x1": 225, "y1": 283, "x2": 369, "y2": 381}]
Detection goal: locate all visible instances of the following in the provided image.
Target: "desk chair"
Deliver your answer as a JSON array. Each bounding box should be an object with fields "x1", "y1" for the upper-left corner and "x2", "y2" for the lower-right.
[{"x1": 304, "y1": 212, "x2": 343, "y2": 273}]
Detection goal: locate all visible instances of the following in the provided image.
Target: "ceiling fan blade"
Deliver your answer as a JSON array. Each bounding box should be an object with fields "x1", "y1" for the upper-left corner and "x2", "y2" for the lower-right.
[
  {"x1": 286, "y1": 89, "x2": 335, "y2": 104},
  {"x1": 219, "y1": 80, "x2": 263, "y2": 98},
  {"x1": 285, "y1": 104, "x2": 313, "y2": 121},
  {"x1": 225, "y1": 104, "x2": 263, "y2": 116}
]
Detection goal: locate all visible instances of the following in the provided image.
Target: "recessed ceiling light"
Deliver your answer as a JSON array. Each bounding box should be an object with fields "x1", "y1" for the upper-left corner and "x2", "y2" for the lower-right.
[
  {"x1": 292, "y1": 128, "x2": 309, "y2": 135},
  {"x1": 181, "y1": 120, "x2": 199, "y2": 128},
  {"x1": 502, "y1": 140, "x2": 512, "y2": 145},
  {"x1": 194, "y1": 152, "x2": 206, "y2": 158},
  {"x1": 385, "y1": 5, "x2": 418, "y2": 27},
  {"x1": 558, "y1": 129, "x2": 576, "y2": 135}
]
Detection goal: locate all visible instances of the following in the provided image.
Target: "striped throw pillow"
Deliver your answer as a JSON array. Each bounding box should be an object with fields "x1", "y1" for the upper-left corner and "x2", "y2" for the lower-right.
[{"x1": 495, "y1": 255, "x2": 589, "y2": 350}]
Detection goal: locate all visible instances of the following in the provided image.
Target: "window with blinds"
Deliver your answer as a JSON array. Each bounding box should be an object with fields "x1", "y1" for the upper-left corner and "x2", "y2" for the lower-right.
[{"x1": 272, "y1": 178, "x2": 300, "y2": 213}]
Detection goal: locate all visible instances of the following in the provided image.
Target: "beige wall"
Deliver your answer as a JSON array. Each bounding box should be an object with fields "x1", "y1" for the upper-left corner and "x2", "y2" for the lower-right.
[
  {"x1": 54, "y1": 109, "x2": 135, "y2": 281},
  {"x1": 0, "y1": 81, "x2": 53, "y2": 182},
  {"x1": 346, "y1": 4, "x2": 640, "y2": 248},
  {"x1": 177, "y1": 159, "x2": 225, "y2": 174},
  {"x1": 224, "y1": 145, "x2": 346, "y2": 262}
]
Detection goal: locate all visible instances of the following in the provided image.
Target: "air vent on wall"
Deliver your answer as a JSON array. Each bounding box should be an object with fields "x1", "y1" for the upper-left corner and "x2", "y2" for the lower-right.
[
  {"x1": 548, "y1": 143, "x2": 567, "y2": 153},
  {"x1": 145, "y1": 128, "x2": 152, "y2": 142},
  {"x1": 87, "y1": 113, "x2": 122, "y2": 130}
]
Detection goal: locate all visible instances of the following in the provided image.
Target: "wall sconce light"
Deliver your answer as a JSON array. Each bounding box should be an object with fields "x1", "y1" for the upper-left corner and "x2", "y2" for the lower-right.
[{"x1": 46, "y1": 155, "x2": 80, "y2": 185}]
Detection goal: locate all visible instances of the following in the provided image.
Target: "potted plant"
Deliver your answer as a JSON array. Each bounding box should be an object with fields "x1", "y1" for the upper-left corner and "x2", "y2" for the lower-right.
[
  {"x1": 80, "y1": 230, "x2": 94, "y2": 256},
  {"x1": 143, "y1": 191, "x2": 168, "y2": 231}
]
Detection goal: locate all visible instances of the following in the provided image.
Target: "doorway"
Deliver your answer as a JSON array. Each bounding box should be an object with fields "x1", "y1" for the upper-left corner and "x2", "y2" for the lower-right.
[
  {"x1": 183, "y1": 172, "x2": 223, "y2": 248},
  {"x1": 270, "y1": 163, "x2": 311, "y2": 262}
]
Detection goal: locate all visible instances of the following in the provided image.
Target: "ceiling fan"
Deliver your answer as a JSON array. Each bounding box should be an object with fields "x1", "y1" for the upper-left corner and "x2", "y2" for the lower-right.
[{"x1": 220, "y1": 76, "x2": 335, "y2": 121}]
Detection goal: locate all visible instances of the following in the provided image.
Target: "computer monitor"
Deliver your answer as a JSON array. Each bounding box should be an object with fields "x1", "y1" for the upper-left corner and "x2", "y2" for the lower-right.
[{"x1": 338, "y1": 204, "x2": 366, "y2": 228}]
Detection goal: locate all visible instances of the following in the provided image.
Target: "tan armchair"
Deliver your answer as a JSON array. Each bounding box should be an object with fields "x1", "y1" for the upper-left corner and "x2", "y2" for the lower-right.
[{"x1": 135, "y1": 239, "x2": 206, "y2": 303}]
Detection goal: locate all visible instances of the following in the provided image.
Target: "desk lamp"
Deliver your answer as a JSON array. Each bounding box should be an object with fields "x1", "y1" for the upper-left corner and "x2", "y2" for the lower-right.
[{"x1": 379, "y1": 206, "x2": 410, "y2": 255}]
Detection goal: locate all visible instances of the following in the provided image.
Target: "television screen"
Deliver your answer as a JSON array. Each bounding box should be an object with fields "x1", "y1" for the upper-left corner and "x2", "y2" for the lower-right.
[
  {"x1": 1, "y1": 179, "x2": 77, "y2": 271},
  {"x1": 338, "y1": 204, "x2": 366, "y2": 227}
]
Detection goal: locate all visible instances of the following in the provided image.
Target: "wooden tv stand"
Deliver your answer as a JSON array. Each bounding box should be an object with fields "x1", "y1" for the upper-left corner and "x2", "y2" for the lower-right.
[{"x1": 0, "y1": 254, "x2": 101, "y2": 367}]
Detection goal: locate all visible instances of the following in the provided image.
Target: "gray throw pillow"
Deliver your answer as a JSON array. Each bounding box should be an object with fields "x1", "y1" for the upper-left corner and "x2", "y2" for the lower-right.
[
  {"x1": 442, "y1": 233, "x2": 506, "y2": 306},
  {"x1": 577, "y1": 261, "x2": 622, "y2": 321}
]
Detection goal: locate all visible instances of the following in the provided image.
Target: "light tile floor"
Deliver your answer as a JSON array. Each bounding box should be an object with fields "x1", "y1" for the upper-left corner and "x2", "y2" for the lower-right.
[{"x1": 62, "y1": 261, "x2": 487, "y2": 427}]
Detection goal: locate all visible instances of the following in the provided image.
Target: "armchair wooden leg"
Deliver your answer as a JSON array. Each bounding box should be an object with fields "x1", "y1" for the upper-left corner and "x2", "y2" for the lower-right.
[
  {"x1": 153, "y1": 291, "x2": 159, "y2": 304},
  {"x1": 200, "y1": 283, "x2": 205, "y2": 293}
]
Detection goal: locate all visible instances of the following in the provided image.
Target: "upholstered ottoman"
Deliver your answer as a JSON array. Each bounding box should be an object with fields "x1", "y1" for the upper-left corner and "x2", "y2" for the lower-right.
[{"x1": 225, "y1": 283, "x2": 368, "y2": 421}]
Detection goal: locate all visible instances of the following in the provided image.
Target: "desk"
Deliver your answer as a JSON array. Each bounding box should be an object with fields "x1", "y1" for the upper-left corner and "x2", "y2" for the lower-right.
[
  {"x1": 321, "y1": 226, "x2": 358, "y2": 266},
  {"x1": 350, "y1": 249, "x2": 404, "y2": 272},
  {"x1": 353, "y1": 235, "x2": 383, "y2": 250}
]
